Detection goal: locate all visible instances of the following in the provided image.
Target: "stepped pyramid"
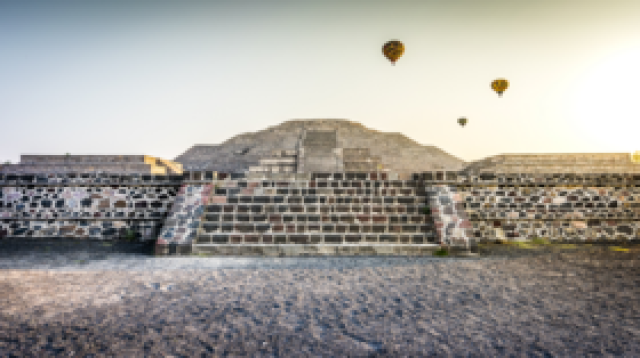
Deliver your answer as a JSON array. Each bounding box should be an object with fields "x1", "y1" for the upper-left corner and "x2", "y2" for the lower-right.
[
  {"x1": 156, "y1": 119, "x2": 476, "y2": 256},
  {"x1": 174, "y1": 119, "x2": 466, "y2": 175}
]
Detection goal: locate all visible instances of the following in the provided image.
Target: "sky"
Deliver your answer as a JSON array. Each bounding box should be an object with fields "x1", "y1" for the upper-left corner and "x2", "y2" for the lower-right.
[{"x1": 2, "y1": 0, "x2": 640, "y2": 164}]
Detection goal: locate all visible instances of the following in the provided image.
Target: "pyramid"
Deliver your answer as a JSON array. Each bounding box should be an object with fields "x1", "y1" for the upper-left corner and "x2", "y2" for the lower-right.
[{"x1": 174, "y1": 119, "x2": 466, "y2": 175}]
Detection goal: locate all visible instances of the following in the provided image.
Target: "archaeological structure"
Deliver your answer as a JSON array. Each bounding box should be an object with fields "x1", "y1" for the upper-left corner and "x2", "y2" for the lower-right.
[{"x1": 2, "y1": 119, "x2": 640, "y2": 256}]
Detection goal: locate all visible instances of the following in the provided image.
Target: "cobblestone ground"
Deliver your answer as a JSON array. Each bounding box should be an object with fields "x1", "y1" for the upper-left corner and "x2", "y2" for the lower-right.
[{"x1": 0, "y1": 241, "x2": 639, "y2": 357}]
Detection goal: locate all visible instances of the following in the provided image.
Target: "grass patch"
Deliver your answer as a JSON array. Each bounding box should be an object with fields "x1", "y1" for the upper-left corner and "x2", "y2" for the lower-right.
[
  {"x1": 508, "y1": 242, "x2": 540, "y2": 249},
  {"x1": 531, "y1": 237, "x2": 551, "y2": 245},
  {"x1": 610, "y1": 246, "x2": 630, "y2": 252},
  {"x1": 513, "y1": 239, "x2": 577, "y2": 250},
  {"x1": 124, "y1": 229, "x2": 137, "y2": 242},
  {"x1": 478, "y1": 237, "x2": 640, "y2": 254},
  {"x1": 555, "y1": 244, "x2": 578, "y2": 249},
  {"x1": 433, "y1": 246, "x2": 449, "y2": 257},
  {"x1": 479, "y1": 237, "x2": 584, "y2": 251},
  {"x1": 192, "y1": 252, "x2": 210, "y2": 257}
]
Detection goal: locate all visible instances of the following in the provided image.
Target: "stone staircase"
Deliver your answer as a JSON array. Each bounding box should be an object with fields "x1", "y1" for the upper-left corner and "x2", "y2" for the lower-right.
[
  {"x1": 343, "y1": 148, "x2": 383, "y2": 172},
  {"x1": 190, "y1": 172, "x2": 441, "y2": 256},
  {"x1": 426, "y1": 184, "x2": 476, "y2": 251},
  {"x1": 297, "y1": 130, "x2": 341, "y2": 173},
  {"x1": 249, "y1": 150, "x2": 297, "y2": 173}
]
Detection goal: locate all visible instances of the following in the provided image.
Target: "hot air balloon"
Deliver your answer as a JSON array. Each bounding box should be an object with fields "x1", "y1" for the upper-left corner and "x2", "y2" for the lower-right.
[
  {"x1": 491, "y1": 78, "x2": 509, "y2": 97},
  {"x1": 458, "y1": 117, "x2": 467, "y2": 127},
  {"x1": 382, "y1": 40, "x2": 404, "y2": 65}
]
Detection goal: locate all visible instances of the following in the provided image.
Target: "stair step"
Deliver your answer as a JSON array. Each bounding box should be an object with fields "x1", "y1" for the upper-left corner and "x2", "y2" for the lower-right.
[
  {"x1": 209, "y1": 195, "x2": 428, "y2": 201},
  {"x1": 204, "y1": 204, "x2": 429, "y2": 214},
  {"x1": 214, "y1": 197, "x2": 426, "y2": 205},
  {"x1": 201, "y1": 215, "x2": 430, "y2": 223},
  {"x1": 199, "y1": 224, "x2": 433, "y2": 234},
  {"x1": 212, "y1": 196, "x2": 429, "y2": 203},
  {"x1": 212, "y1": 180, "x2": 420, "y2": 187},
  {"x1": 190, "y1": 243, "x2": 441, "y2": 257},
  {"x1": 194, "y1": 233, "x2": 435, "y2": 245},
  {"x1": 210, "y1": 188, "x2": 425, "y2": 194},
  {"x1": 215, "y1": 192, "x2": 427, "y2": 198},
  {"x1": 215, "y1": 172, "x2": 400, "y2": 181}
]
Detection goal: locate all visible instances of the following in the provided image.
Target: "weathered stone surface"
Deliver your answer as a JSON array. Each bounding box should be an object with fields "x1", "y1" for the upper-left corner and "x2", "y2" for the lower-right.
[
  {"x1": 174, "y1": 119, "x2": 465, "y2": 174},
  {"x1": 1, "y1": 155, "x2": 183, "y2": 175},
  {"x1": 463, "y1": 153, "x2": 640, "y2": 174}
]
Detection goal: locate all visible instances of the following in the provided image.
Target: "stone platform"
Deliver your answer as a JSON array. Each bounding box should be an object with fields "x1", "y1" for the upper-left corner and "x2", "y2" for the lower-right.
[
  {"x1": 153, "y1": 171, "x2": 472, "y2": 257},
  {"x1": 2, "y1": 155, "x2": 183, "y2": 175},
  {"x1": 155, "y1": 243, "x2": 455, "y2": 257},
  {"x1": 463, "y1": 153, "x2": 640, "y2": 174}
]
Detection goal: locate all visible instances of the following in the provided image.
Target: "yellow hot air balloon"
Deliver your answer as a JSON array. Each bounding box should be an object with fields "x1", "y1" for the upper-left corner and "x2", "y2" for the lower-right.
[
  {"x1": 458, "y1": 117, "x2": 467, "y2": 127},
  {"x1": 491, "y1": 78, "x2": 509, "y2": 97},
  {"x1": 382, "y1": 40, "x2": 404, "y2": 65}
]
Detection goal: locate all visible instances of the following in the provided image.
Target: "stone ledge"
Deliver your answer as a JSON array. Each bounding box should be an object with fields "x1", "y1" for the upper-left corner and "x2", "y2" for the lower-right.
[{"x1": 155, "y1": 243, "x2": 444, "y2": 257}]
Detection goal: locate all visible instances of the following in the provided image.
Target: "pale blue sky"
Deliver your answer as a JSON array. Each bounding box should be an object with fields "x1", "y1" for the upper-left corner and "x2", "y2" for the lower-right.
[{"x1": 2, "y1": 1, "x2": 640, "y2": 164}]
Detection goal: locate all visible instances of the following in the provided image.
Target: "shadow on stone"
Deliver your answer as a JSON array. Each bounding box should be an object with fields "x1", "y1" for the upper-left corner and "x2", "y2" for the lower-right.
[{"x1": 0, "y1": 237, "x2": 157, "y2": 259}]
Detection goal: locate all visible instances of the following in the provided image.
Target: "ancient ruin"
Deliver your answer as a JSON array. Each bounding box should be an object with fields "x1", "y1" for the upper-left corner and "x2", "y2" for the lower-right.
[
  {"x1": 175, "y1": 119, "x2": 466, "y2": 175},
  {"x1": 2, "y1": 119, "x2": 640, "y2": 256}
]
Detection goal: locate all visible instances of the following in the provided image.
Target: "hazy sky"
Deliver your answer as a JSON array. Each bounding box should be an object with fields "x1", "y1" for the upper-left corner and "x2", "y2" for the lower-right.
[{"x1": 2, "y1": 0, "x2": 640, "y2": 164}]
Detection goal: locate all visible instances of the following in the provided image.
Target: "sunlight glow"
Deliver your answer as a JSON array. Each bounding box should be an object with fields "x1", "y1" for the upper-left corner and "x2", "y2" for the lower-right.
[{"x1": 570, "y1": 46, "x2": 640, "y2": 152}]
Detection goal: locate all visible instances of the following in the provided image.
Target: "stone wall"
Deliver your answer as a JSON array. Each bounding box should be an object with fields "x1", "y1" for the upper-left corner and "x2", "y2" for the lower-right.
[
  {"x1": 4, "y1": 166, "x2": 640, "y2": 254},
  {"x1": 3, "y1": 164, "x2": 157, "y2": 174},
  {"x1": 20, "y1": 155, "x2": 147, "y2": 164},
  {"x1": 2, "y1": 155, "x2": 182, "y2": 175},
  {"x1": 0, "y1": 173, "x2": 182, "y2": 240},
  {"x1": 416, "y1": 172, "x2": 640, "y2": 245},
  {"x1": 463, "y1": 153, "x2": 640, "y2": 174}
]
